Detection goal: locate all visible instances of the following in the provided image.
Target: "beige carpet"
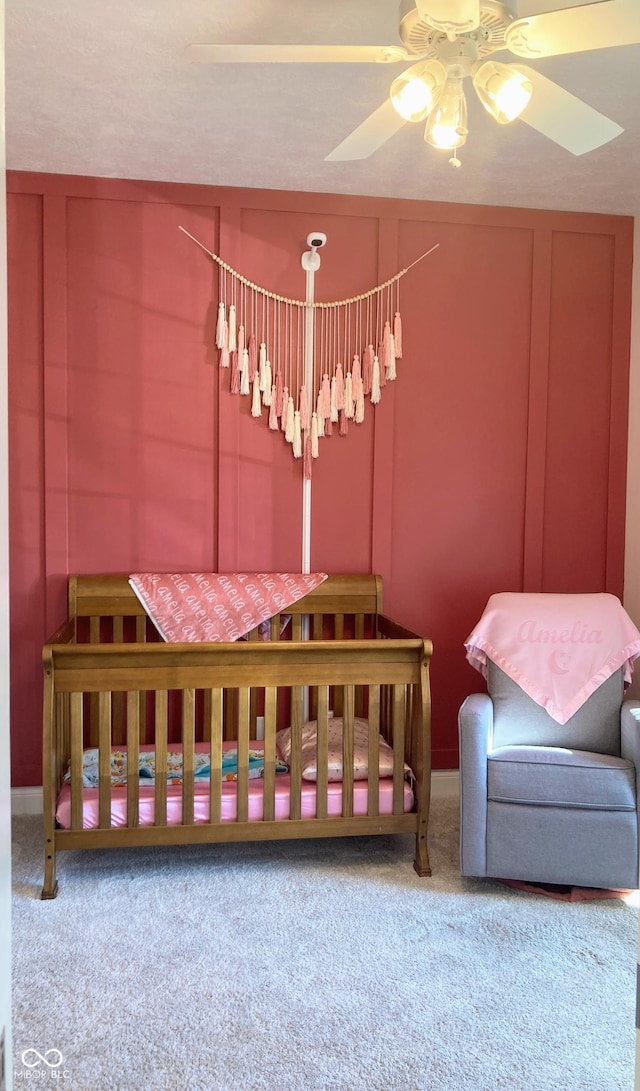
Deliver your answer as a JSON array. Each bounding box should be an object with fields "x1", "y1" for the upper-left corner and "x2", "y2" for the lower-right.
[{"x1": 11, "y1": 799, "x2": 637, "y2": 1090}]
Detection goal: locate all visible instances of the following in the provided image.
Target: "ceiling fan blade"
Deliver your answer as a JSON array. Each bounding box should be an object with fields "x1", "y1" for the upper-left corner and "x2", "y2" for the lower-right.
[
  {"x1": 505, "y1": 0, "x2": 640, "y2": 59},
  {"x1": 324, "y1": 100, "x2": 407, "y2": 161},
  {"x1": 516, "y1": 66, "x2": 623, "y2": 155},
  {"x1": 184, "y1": 44, "x2": 408, "y2": 64}
]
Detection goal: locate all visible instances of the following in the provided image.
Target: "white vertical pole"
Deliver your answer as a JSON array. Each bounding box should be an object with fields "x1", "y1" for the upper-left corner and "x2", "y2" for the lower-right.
[
  {"x1": 300, "y1": 243, "x2": 321, "y2": 575},
  {"x1": 300, "y1": 239, "x2": 324, "y2": 722}
]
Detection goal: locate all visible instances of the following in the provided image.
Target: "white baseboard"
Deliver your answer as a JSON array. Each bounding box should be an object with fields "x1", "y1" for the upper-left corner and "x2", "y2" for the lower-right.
[
  {"x1": 431, "y1": 770, "x2": 459, "y2": 800},
  {"x1": 11, "y1": 786, "x2": 43, "y2": 816},
  {"x1": 12, "y1": 773, "x2": 459, "y2": 816}
]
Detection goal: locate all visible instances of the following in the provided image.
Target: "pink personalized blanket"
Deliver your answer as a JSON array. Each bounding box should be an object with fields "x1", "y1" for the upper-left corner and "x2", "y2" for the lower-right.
[
  {"x1": 464, "y1": 592, "x2": 640, "y2": 724},
  {"x1": 129, "y1": 572, "x2": 328, "y2": 643}
]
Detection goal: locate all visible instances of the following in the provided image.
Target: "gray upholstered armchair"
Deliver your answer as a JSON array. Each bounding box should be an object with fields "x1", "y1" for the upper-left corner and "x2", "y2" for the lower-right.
[{"x1": 458, "y1": 594, "x2": 640, "y2": 891}]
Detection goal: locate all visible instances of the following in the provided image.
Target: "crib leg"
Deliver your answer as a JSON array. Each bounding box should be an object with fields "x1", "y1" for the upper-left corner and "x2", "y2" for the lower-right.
[
  {"x1": 413, "y1": 820, "x2": 431, "y2": 877},
  {"x1": 41, "y1": 837, "x2": 59, "y2": 900}
]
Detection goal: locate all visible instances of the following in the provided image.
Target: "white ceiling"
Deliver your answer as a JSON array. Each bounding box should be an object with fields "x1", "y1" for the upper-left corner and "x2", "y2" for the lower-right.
[{"x1": 5, "y1": 0, "x2": 640, "y2": 216}]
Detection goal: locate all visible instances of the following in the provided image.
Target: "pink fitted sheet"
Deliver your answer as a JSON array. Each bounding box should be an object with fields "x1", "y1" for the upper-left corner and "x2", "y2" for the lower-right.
[{"x1": 55, "y1": 776, "x2": 415, "y2": 829}]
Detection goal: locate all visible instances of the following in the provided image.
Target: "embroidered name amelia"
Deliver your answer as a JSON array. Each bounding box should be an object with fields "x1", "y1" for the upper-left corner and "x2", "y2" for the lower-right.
[{"x1": 517, "y1": 621, "x2": 602, "y2": 644}]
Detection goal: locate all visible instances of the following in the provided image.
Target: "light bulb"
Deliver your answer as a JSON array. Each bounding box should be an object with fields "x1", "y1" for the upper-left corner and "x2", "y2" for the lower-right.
[
  {"x1": 473, "y1": 61, "x2": 533, "y2": 124},
  {"x1": 390, "y1": 60, "x2": 447, "y2": 123},
  {"x1": 424, "y1": 77, "x2": 468, "y2": 151}
]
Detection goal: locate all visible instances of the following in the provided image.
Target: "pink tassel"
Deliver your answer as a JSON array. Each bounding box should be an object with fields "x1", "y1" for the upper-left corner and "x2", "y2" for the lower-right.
[
  {"x1": 335, "y1": 363, "x2": 345, "y2": 411},
  {"x1": 316, "y1": 393, "x2": 326, "y2": 437},
  {"x1": 330, "y1": 377, "x2": 338, "y2": 423},
  {"x1": 299, "y1": 385, "x2": 310, "y2": 431},
  {"x1": 230, "y1": 351, "x2": 240, "y2": 394},
  {"x1": 275, "y1": 372, "x2": 284, "y2": 417},
  {"x1": 339, "y1": 409, "x2": 348, "y2": 436},
  {"x1": 228, "y1": 305, "x2": 237, "y2": 352},
  {"x1": 303, "y1": 436, "x2": 313, "y2": 480},
  {"x1": 281, "y1": 387, "x2": 289, "y2": 432},
  {"x1": 394, "y1": 312, "x2": 403, "y2": 358},
  {"x1": 262, "y1": 361, "x2": 272, "y2": 405},
  {"x1": 258, "y1": 343, "x2": 267, "y2": 391},
  {"x1": 251, "y1": 374, "x2": 262, "y2": 417},
  {"x1": 344, "y1": 372, "x2": 354, "y2": 419},
  {"x1": 285, "y1": 397, "x2": 295, "y2": 442},
  {"x1": 383, "y1": 320, "x2": 391, "y2": 370},
  {"x1": 240, "y1": 352, "x2": 250, "y2": 396},
  {"x1": 311, "y1": 413, "x2": 319, "y2": 457},
  {"x1": 237, "y1": 325, "x2": 245, "y2": 358},
  {"x1": 386, "y1": 347, "x2": 397, "y2": 381},
  {"x1": 215, "y1": 302, "x2": 226, "y2": 349},
  {"x1": 248, "y1": 333, "x2": 257, "y2": 380},
  {"x1": 371, "y1": 356, "x2": 381, "y2": 404},
  {"x1": 292, "y1": 411, "x2": 302, "y2": 458},
  {"x1": 219, "y1": 322, "x2": 230, "y2": 369},
  {"x1": 363, "y1": 345, "x2": 374, "y2": 395},
  {"x1": 325, "y1": 416, "x2": 333, "y2": 437},
  {"x1": 268, "y1": 391, "x2": 279, "y2": 430},
  {"x1": 378, "y1": 341, "x2": 387, "y2": 388},
  {"x1": 321, "y1": 374, "x2": 331, "y2": 418},
  {"x1": 355, "y1": 383, "x2": 365, "y2": 424}
]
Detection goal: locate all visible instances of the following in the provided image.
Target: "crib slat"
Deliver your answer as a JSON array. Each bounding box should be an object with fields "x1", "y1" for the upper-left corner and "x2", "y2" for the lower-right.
[
  {"x1": 366, "y1": 686, "x2": 381, "y2": 816},
  {"x1": 315, "y1": 686, "x2": 329, "y2": 820},
  {"x1": 126, "y1": 692, "x2": 140, "y2": 828},
  {"x1": 392, "y1": 684, "x2": 406, "y2": 814},
  {"x1": 154, "y1": 691, "x2": 168, "y2": 826},
  {"x1": 182, "y1": 689, "x2": 196, "y2": 826},
  {"x1": 291, "y1": 615, "x2": 303, "y2": 641},
  {"x1": 113, "y1": 618, "x2": 125, "y2": 746},
  {"x1": 98, "y1": 692, "x2": 112, "y2": 829},
  {"x1": 341, "y1": 686, "x2": 355, "y2": 819},
  {"x1": 263, "y1": 686, "x2": 277, "y2": 822},
  {"x1": 289, "y1": 685, "x2": 303, "y2": 820},
  {"x1": 208, "y1": 687, "x2": 223, "y2": 824},
  {"x1": 237, "y1": 688, "x2": 250, "y2": 822},
  {"x1": 70, "y1": 692, "x2": 84, "y2": 831}
]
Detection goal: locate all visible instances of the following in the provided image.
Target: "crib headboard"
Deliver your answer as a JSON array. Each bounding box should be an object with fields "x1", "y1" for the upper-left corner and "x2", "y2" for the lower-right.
[{"x1": 64, "y1": 573, "x2": 384, "y2": 643}]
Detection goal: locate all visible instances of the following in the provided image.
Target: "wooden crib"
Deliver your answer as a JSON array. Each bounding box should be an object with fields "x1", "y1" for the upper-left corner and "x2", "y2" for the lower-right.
[{"x1": 42, "y1": 574, "x2": 433, "y2": 898}]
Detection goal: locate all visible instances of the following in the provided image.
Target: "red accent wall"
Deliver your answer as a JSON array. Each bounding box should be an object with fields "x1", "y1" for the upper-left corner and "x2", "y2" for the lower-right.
[{"x1": 7, "y1": 173, "x2": 633, "y2": 785}]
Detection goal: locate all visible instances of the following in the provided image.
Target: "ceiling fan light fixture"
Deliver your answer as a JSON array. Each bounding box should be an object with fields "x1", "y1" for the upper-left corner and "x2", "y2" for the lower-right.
[
  {"x1": 424, "y1": 76, "x2": 468, "y2": 151},
  {"x1": 390, "y1": 59, "x2": 447, "y2": 123},
  {"x1": 472, "y1": 61, "x2": 533, "y2": 124}
]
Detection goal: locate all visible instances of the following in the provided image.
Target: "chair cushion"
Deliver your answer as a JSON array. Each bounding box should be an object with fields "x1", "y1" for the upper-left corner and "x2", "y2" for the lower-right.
[
  {"x1": 488, "y1": 661, "x2": 622, "y2": 754},
  {"x1": 488, "y1": 745, "x2": 636, "y2": 810}
]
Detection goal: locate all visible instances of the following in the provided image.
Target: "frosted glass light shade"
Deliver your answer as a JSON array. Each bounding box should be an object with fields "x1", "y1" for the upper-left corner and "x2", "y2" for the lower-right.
[
  {"x1": 473, "y1": 61, "x2": 533, "y2": 124},
  {"x1": 390, "y1": 60, "x2": 447, "y2": 123},
  {"x1": 424, "y1": 77, "x2": 468, "y2": 150}
]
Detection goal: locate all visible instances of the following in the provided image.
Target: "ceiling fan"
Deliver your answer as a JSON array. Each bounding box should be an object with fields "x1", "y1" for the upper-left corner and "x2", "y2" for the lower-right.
[{"x1": 185, "y1": 0, "x2": 640, "y2": 167}]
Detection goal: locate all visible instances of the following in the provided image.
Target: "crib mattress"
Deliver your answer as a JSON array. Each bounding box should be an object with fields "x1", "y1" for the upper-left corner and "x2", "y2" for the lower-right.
[
  {"x1": 56, "y1": 776, "x2": 415, "y2": 829},
  {"x1": 56, "y1": 741, "x2": 415, "y2": 829}
]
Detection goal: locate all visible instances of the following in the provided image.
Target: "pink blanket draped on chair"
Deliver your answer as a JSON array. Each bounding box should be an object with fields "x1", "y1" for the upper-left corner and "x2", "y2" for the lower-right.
[
  {"x1": 464, "y1": 592, "x2": 640, "y2": 724},
  {"x1": 129, "y1": 572, "x2": 328, "y2": 643}
]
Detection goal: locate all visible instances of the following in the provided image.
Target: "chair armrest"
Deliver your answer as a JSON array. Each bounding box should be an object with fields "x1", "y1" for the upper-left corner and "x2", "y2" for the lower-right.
[
  {"x1": 620, "y1": 699, "x2": 640, "y2": 770},
  {"x1": 458, "y1": 693, "x2": 493, "y2": 877}
]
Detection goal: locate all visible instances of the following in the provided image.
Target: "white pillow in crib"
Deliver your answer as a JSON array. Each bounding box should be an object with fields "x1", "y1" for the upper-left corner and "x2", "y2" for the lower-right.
[{"x1": 276, "y1": 717, "x2": 397, "y2": 782}]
